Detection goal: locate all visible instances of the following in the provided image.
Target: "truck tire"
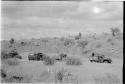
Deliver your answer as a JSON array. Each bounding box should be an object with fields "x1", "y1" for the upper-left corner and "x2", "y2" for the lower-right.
[
  {"x1": 103, "y1": 60, "x2": 108, "y2": 63},
  {"x1": 108, "y1": 60, "x2": 112, "y2": 63},
  {"x1": 90, "y1": 60, "x2": 93, "y2": 62}
]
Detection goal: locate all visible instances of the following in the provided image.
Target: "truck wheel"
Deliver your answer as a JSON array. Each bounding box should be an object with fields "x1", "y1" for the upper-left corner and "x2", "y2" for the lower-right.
[
  {"x1": 108, "y1": 60, "x2": 112, "y2": 63},
  {"x1": 90, "y1": 60, "x2": 93, "y2": 62},
  {"x1": 103, "y1": 60, "x2": 108, "y2": 63},
  {"x1": 99, "y1": 60, "x2": 103, "y2": 63}
]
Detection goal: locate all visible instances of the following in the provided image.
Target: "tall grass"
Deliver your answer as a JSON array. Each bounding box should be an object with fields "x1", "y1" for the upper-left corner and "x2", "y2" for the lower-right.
[
  {"x1": 65, "y1": 57, "x2": 82, "y2": 66},
  {"x1": 54, "y1": 68, "x2": 78, "y2": 84},
  {"x1": 4, "y1": 58, "x2": 20, "y2": 66},
  {"x1": 1, "y1": 70, "x2": 31, "y2": 83},
  {"x1": 77, "y1": 40, "x2": 88, "y2": 49},
  {"x1": 43, "y1": 57, "x2": 55, "y2": 66},
  {"x1": 93, "y1": 74, "x2": 122, "y2": 84}
]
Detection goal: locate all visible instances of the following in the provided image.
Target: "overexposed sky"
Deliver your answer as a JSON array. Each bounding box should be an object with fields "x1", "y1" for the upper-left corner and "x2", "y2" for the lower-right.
[{"x1": 1, "y1": 1, "x2": 123, "y2": 40}]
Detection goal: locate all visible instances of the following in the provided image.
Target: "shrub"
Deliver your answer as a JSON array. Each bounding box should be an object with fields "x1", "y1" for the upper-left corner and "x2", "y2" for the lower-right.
[
  {"x1": 64, "y1": 39, "x2": 75, "y2": 47},
  {"x1": 1, "y1": 68, "x2": 31, "y2": 83},
  {"x1": 66, "y1": 57, "x2": 82, "y2": 65},
  {"x1": 82, "y1": 50, "x2": 91, "y2": 54},
  {"x1": 3, "y1": 73, "x2": 31, "y2": 83},
  {"x1": 43, "y1": 57, "x2": 55, "y2": 66},
  {"x1": 54, "y1": 68, "x2": 66, "y2": 82},
  {"x1": 75, "y1": 32, "x2": 82, "y2": 40},
  {"x1": 42, "y1": 38, "x2": 48, "y2": 43},
  {"x1": 110, "y1": 27, "x2": 121, "y2": 36},
  {"x1": 1, "y1": 50, "x2": 8, "y2": 60},
  {"x1": 54, "y1": 69, "x2": 78, "y2": 83},
  {"x1": 1, "y1": 50, "x2": 22, "y2": 60},
  {"x1": 10, "y1": 38, "x2": 15, "y2": 44},
  {"x1": 1, "y1": 68, "x2": 7, "y2": 78},
  {"x1": 4, "y1": 58, "x2": 20, "y2": 66},
  {"x1": 55, "y1": 71, "x2": 64, "y2": 82},
  {"x1": 77, "y1": 40, "x2": 88, "y2": 49},
  {"x1": 21, "y1": 42, "x2": 26, "y2": 46}
]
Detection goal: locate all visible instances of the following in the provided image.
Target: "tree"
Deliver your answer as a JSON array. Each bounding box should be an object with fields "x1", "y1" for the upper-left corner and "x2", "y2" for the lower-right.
[
  {"x1": 9, "y1": 38, "x2": 15, "y2": 47},
  {"x1": 10, "y1": 38, "x2": 15, "y2": 44},
  {"x1": 75, "y1": 32, "x2": 82, "y2": 40},
  {"x1": 78, "y1": 32, "x2": 82, "y2": 38},
  {"x1": 110, "y1": 27, "x2": 121, "y2": 36}
]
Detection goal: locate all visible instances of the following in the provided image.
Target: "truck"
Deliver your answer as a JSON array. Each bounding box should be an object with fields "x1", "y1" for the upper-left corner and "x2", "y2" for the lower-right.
[{"x1": 89, "y1": 53, "x2": 112, "y2": 63}]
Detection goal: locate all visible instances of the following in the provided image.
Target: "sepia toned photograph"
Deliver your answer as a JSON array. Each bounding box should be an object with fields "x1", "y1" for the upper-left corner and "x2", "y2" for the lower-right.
[{"x1": 0, "y1": 1, "x2": 123, "y2": 84}]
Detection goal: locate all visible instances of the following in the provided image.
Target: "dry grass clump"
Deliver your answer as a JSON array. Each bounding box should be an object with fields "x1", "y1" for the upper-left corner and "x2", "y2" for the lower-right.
[
  {"x1": 55, "y1": 69, "x2": 65, "y2": 82},
  {"x1": 42, "y1": 38, "x2": 49, "y2": 43},
  {"x1": 43, "y1": 57, "x2": 55, "y2": 66},
  {"x1": 65, "y1": 57, "x2": 82, "y2": 66},
  {"x1": 77, "y1": 40, "x2": 88, "y2": 49},
  {"x1": 1, "y1": 68, "x2": 7, "y2": 79},
  {"x1": 1, "y1": 69, "x2": 31, "y2": 83},
  {"x1": 64, "y1": 39, "x2": 75, "y2": 47},
  {"x1": 54, "y1": 68, "x2": 78, "y2": 83},
  {"x1": 93, "y1": 74, "x2": 122, "y2": 84},
  {"x1": 1, "y1": 50, "x2": 22, "y2": 60},
  {"x1": 82, "y1": 49, "x2": 91, "y2": 54},
  {"x1": 1, "y1": 68, "x2": 7, "y2": 82},
  {"x1": 1, "y1": 50, "x2": 8, "y2": 60}
]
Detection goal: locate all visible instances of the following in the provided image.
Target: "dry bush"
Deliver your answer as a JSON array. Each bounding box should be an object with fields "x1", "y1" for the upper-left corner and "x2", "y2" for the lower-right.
[
  {"x1": 2, "y1": 72, "x2": 31, "y2": 83},
  {"x1": 1, "y1": 68, "x2": 7, "y2": 83},
  {"x1": 54, "y1": 68, "x2": 67, "y2": 82},
  {"x1": 64, "y1": 39, "x2": 75, "y2": 47},
  {"x1": 82, "y1": 50, "x2": 91, "y2": 54},
  {"x1": 4, "y1": 58, "x2": 20, "y2": 66},
  {"x1": 115, "y1": 34, "x2": 123, "y2": 41},
  {"x1": 42, "y1": 38, "x2": 49, "y2": 43},
  {"x1": 1, "y1": 68, "x2": 7, "y2": 78},
  {"x1": 93, "y1": 74, "x2": 122, "y2": 84},
  {"x1": 110, "y1": 27, "x2": 121, "y2": 36},
  {"x1": 1, "y1": 50, "x2": 9, "y2": 60},
  {"x1": 54, "y1": 68, "x2": 78, "y2": 83},
  {"x1": 1, "y1": 67, "x2": 31, "y2": 83},
  {"x1": 9, "y1": 38, "x2": 15, "y2": 44},
  {"x1": 20, "y1": 41, "x2": 26, "y2": 46},
  {"x1": 66, "y1": 57, "x2": 82, "y2": 65},
  {"x1": 1, "y1": 50, "x2": 22, "y2": 60},
  {"x1": 43, "y1": 57, "x2": 55, "y2": 66},
  {"x1": 77, "y1": 40, "x2": 88, "y2": 49}
]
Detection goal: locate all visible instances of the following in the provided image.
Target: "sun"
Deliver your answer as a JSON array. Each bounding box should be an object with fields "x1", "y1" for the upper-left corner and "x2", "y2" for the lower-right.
[{"x1": 93, "y1": 7, "x2": 101, "y2": 14}]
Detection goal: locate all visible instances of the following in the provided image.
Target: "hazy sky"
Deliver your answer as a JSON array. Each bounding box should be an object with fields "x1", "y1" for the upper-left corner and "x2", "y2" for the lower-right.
[{"x1": 2, "y1": 1, "x2": 123, "y2": 40}]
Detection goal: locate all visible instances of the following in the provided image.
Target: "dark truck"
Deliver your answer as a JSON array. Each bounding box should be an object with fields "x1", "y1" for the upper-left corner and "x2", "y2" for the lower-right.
[
  {"x1": 89, "y1": 53, "x2": 112, "y2": 63},
  {"x1": 28, "y1": 52, "x2": 47, "y2": 61}
]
